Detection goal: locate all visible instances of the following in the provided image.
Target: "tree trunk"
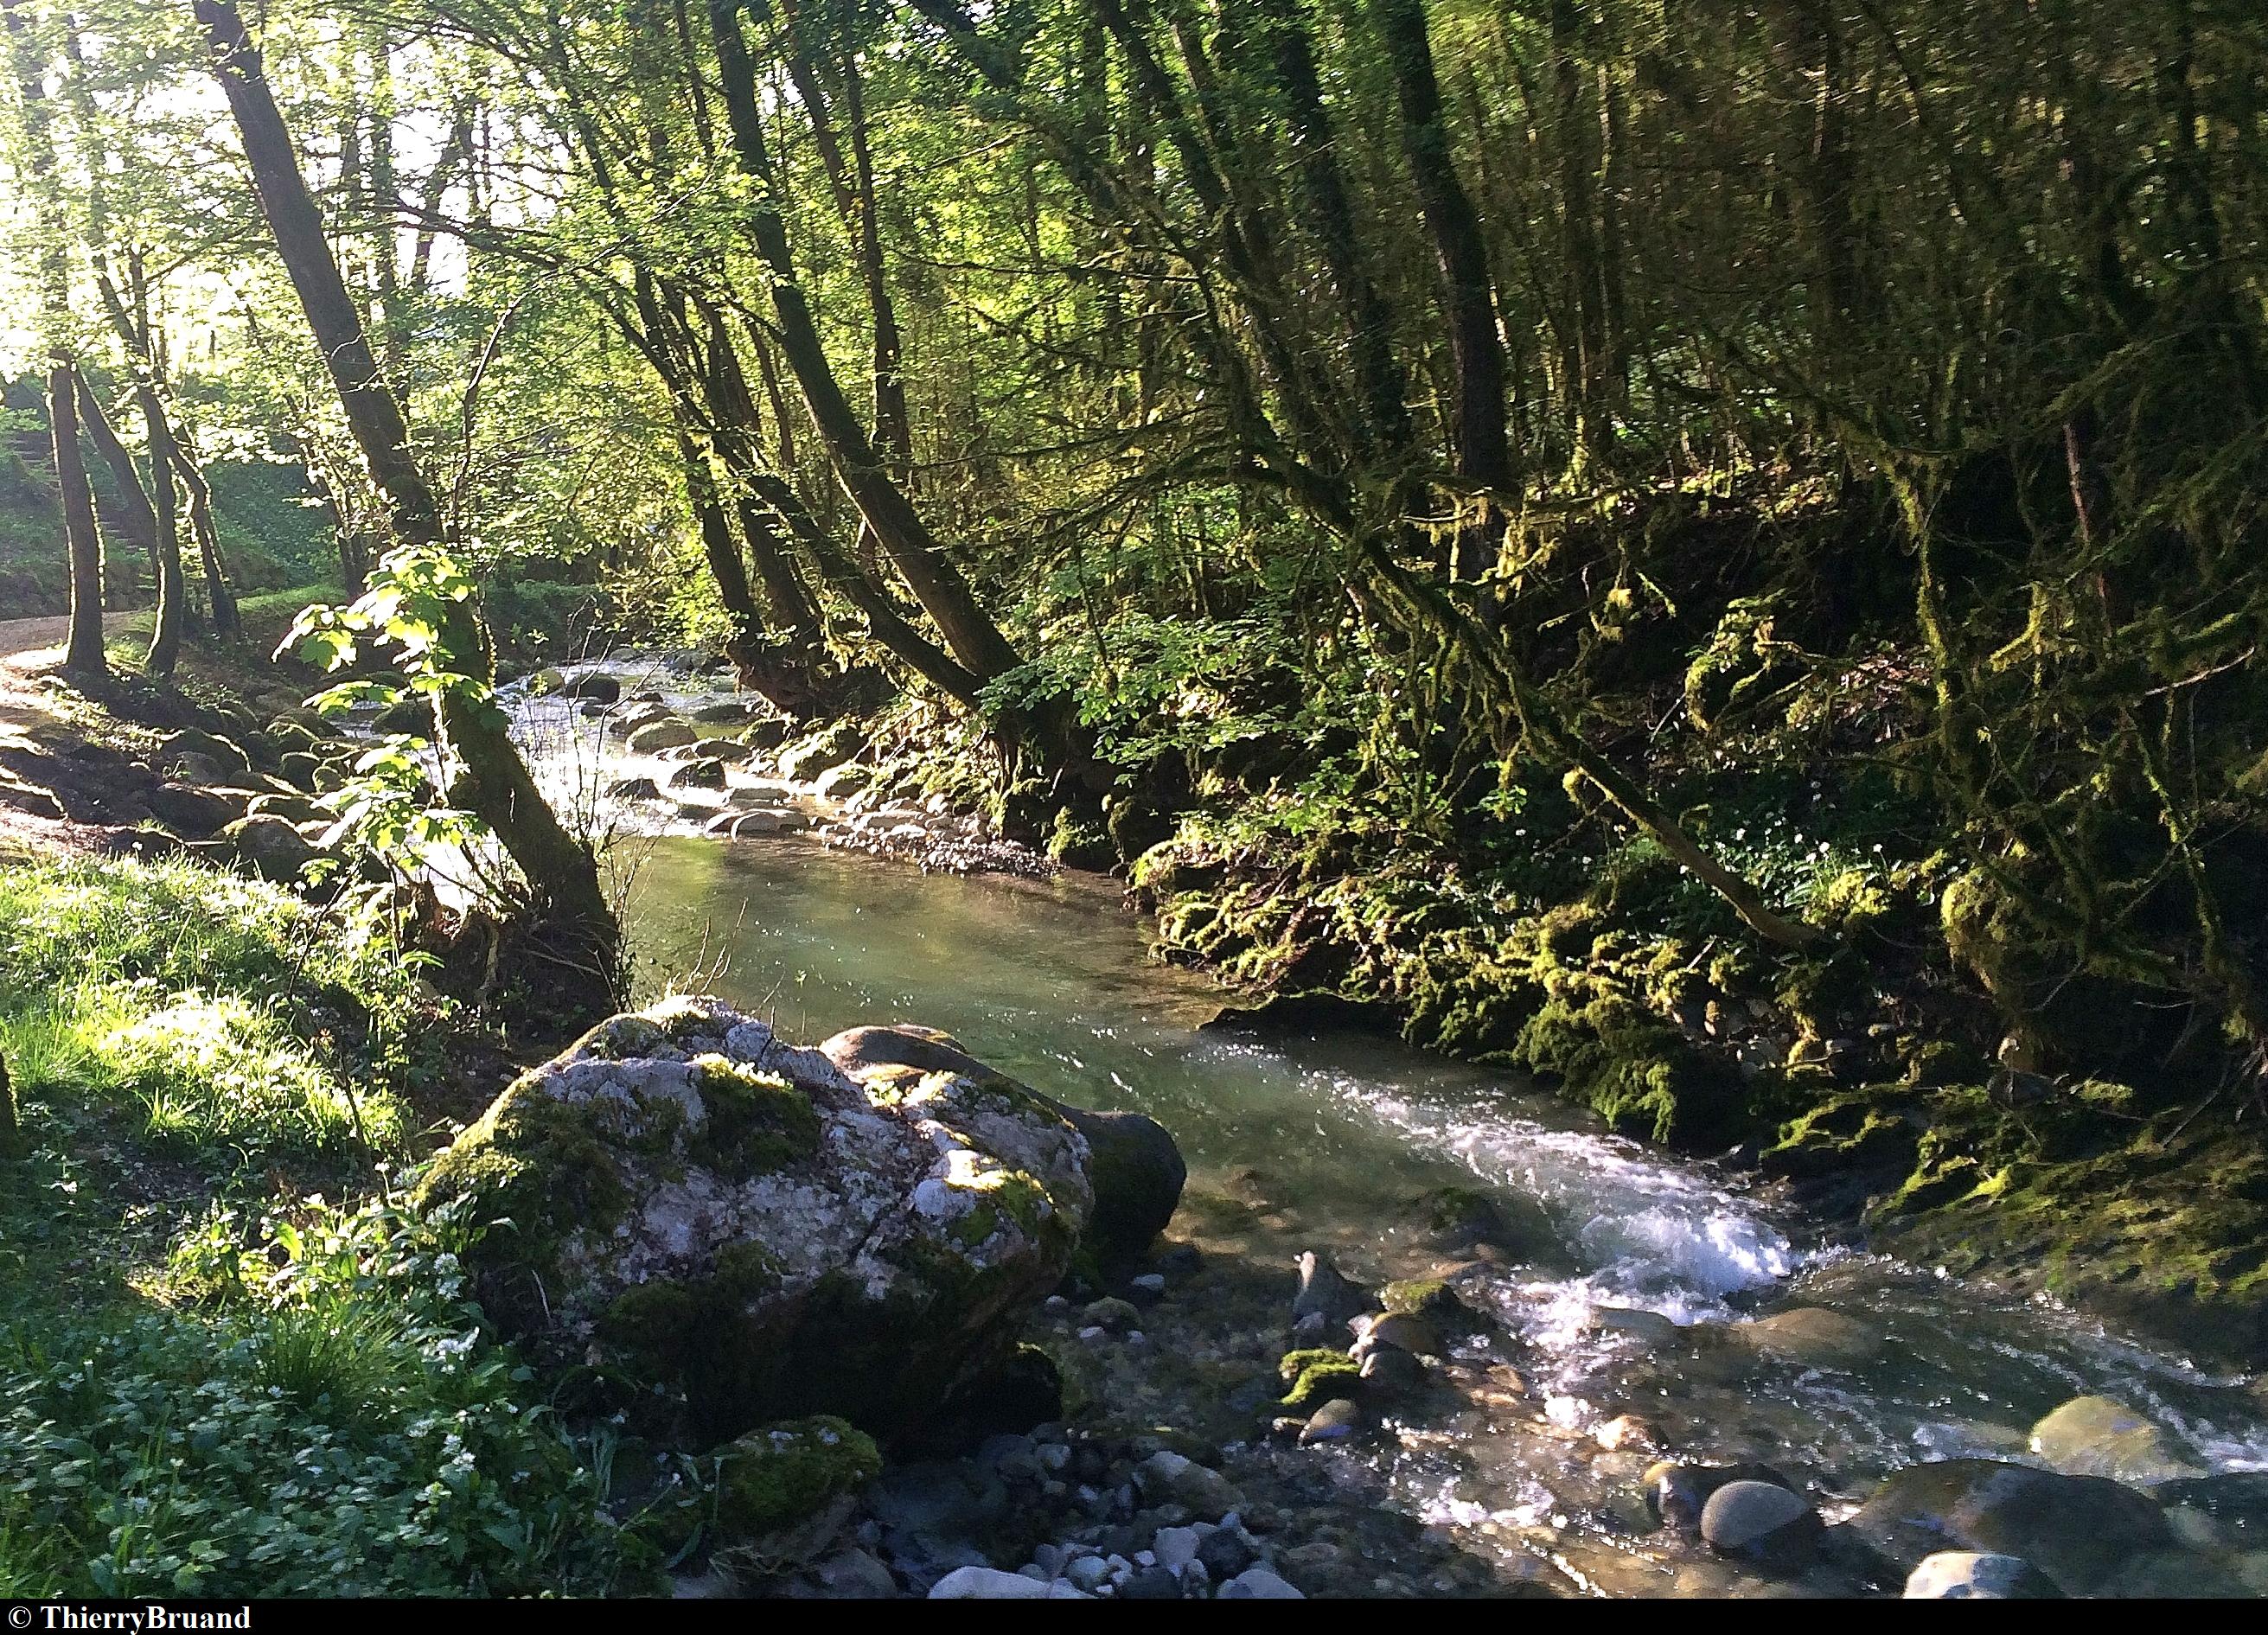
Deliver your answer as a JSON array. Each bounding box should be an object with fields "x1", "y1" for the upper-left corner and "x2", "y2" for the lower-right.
[
  {"x1": 198, "y1": 0, "x2": 617, "y2": 1000},
  {"x1": 48, "y1": 365, "x2": 107, "y2": 676},
  {"x1": 1257, "y1": 0, "x2": 1411, "y2": 458},
  {"x1": 1376, "y1": 0, "x2": 1514, "y2": 574},
  {"x1": 137, "y1": 380, "x2": 184, "y2": 677},
  {"x1": 72, "y1": 374, "x2": 158, "y2": 574},
  {"x1": 710, "y1": 0, "x2": 1025, "y2": 685},
  {"x1": 6, "y1": 0, "x2": 105, "y2": 677},
  {"x1": 170, "y1": 443, "x2": 240, "y2": 635},
  {"x1": 1549, "y1": 0, "x2": 1609, "y2": 476}
]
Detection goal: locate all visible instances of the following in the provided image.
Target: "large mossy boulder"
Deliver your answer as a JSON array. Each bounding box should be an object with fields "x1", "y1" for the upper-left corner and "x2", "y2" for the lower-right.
[
  {"x1": 413, "y1": 997, "x2": 1096, "y2": 1444},
  {"x1": 820, "y1": 1024, "x2": 1186, "y2": 1274}
]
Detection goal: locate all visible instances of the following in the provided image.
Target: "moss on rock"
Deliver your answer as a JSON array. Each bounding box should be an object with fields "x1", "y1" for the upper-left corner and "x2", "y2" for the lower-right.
[
  {"x1": 1278, "y1": 1347, "x2": 1361, "y2": 1411},
  {"x1": 713, "y1": 1415, "x2": 882, "y2": 1542}
]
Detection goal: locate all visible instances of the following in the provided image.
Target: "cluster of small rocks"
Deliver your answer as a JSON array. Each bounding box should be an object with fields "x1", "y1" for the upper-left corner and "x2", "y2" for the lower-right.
[
  {"x1": 927, "y1": 1448, "x2": 1300, "y2": 1600},
  {"x1": 531, "y1": 667, "x2": 1061, "y2": 878},
  {"x1": 0, "y1": 697, "x2": 387, "y2": 889}
]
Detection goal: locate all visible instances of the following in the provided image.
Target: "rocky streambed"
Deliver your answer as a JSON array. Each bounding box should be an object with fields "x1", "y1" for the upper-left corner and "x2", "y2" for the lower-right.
[{"x1": 414, "y1": 648, "x2": 2268, "y2": 1600}]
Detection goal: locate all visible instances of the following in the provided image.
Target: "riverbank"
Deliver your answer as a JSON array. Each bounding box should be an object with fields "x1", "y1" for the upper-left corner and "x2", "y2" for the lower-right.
[{"x1": 8, "y1": 626, "x2": 2268, "y2": 1600}]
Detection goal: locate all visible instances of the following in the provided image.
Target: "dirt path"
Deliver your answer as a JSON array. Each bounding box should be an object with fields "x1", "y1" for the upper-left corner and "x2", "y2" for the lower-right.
[{"x1": 0, "y1": 612, "x2": 132, "y2": 668}]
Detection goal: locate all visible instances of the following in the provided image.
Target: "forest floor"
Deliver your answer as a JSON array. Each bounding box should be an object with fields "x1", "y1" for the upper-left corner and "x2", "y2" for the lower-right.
[{"x1": 0, "y1": 621, "x2": 657, "y2": 1594}]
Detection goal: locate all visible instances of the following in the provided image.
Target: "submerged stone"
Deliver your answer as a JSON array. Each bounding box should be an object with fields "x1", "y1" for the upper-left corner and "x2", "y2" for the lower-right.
[
  {"x1": 1843, "y1": 1458, "x2": 2173, "y2": 1593},
  {"x1": 2028, "y1": 1394, "x2": 2203, "y2": 1487},
  {"x1": 1739, "y1": 1306, "x2": 1886, "y2": 1369}
]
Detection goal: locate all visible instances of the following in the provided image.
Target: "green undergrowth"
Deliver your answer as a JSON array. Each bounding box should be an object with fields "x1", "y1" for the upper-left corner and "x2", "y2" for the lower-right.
[
  {"x1": 0, "y1": 1201, "x2": 644, "y2": 1597},
  {"x1": 0, "y1": 857, "x2": 424, "y2": 1174},
  {"x1": 0, "y1": 853, "x2": 655, "y2": 1594}
]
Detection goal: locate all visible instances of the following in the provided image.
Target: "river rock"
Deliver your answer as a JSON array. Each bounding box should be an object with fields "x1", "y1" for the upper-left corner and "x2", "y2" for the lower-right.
[
  {"x1": 373, "y1": 697, "x2": 431, "y2": 734},
  {"x1": 1645, "y1": 1461, "x2": 1797, "y2": 1530},
  {"x1": 1406, "y1": 1184, "x2": 1510, "y2": 1249},
  {"x1": 144, "y1": 781, "x2": 242, "y2": 837},
  {"x1": 412, "y1": 997, "x2": 1097, "y2": 1445},
  {"x1": 1700, "y1": 1480, "x2": 1821, "y2": 1568},
  {"x1": 1739, "y1": 1306, "x2": 1885, "y2": 1369},
  {"x1": 2028, "y1": 1395, "x2": 2202, "y2": 1487},
  {"x1": 154, "y1": 728, "x2": 252, "y2": 783},
  {"x1": 1588, "y1": 1305, "x2": 1681, "y2": 1347},
  {"x1": 729, "y1": 810, "x2": 812, "y2": 837},
  {"x1": 778, "y1": 722, "x2": 866, "y2": 782},
  {"x1": 1902, "y1": 1551, "x2": 2063, "y2": 1599},
  {"x1": 928, "y1": 1565, "x2": 1089, "y2": 1599},
  {"x1": 712, "y1": 1415, "x2": 881, "y2": 1559},
  {"x1": 1082, "y1": 1297, "x2": 1140, "y2": 1334},
  {"x1": 703, "y1": 738, "x2": 757, "y2": 765},
  {"x1": 629, "y1": 719, "x2": 697, "y2": 754},
  {"x1": 821, "y1": 1025, "x2": 1185, "y2": 1271},
  {"x1": 612, "y1": 704, "x2": 675, "y2": 738},
  {"x1": 221, "y1": 814, "x2": 318, "y2": 882},
  {"x1": 1220, "y1": 1567, "x2": 1305, "y2": 1600},
  {"x1": 668, "y1": 757, "x2": 729, "y2": 790},
  {"x1": 607, "y1": 776, "x2": 662, "y2": 802},
  {"x1": 1299, "y1": 1397, "x2": 1365, "y2": 1445},
  {"x1": 1843, "y1": 1458, "x2": 2172, "y2": 1593},
  {"x1": 815, "y1": 763, "x2": 872, "y2": 800},
  {"x1": 1351, "y1": 1312, "x2": 1444, "y2": 1361},
  {"x1": 247, "y1": 791, "x2": 326, "y2": 829},
  {"x1": 1594, "y1": 1414, "x2": 1660, "y2": 1453},
  {"x1": 563, "y1": 672, "x2": 621, "y2": 702},
  {"x1": 693, "y1": 699, "x2": 764, "y2": 724},
  {"x1": 811, "y1": 1547, "x2": 898, "y2": 1598},
  {"x1": 1197, "y1": 1528, "x2": 1256, "y2": 1581},
  {"x1": 1358, "y1": 1347, "x2": 1425, "y2": 1395},
  {"x1": 1131, "y1": 1450, "x2": 1242, "y2": 1519},
  {"x1": 2156, "y1": 1472, "x2": 2268, "y2": 1531},
  {"x1": 1290, "y1": 1251, "x2": 1370, "y2": 1330}
]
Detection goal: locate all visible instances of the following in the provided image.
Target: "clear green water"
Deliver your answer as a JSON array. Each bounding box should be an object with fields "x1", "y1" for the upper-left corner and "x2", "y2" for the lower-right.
[{"x1": 533, "y1": 672, "x2": 2268, "y2": 1593}]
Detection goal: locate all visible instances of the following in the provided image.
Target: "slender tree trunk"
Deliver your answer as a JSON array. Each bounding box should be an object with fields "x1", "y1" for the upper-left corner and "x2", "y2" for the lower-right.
[
  {"x1": 1377, "y1": 0, "x2": 1514, "y2": 574},
  {"x1": 48, "y1": 366, "x2": 107, "y2": 675},
  {"x1": 1549, "y1": 0, "x2": 1609, "y2": 476},
  {"x1": 171, "y1": 443, "x2": 239, "y2": 635},
  {"x1": 6, "y1": 0, "x2": 104, "y2": 676},
  {"x1": 77, "y1": 370, "x2": 182, "y2": 673},
  {"x1": 137, "y1": 380, "x2": 184, "y2": 676},
  {"x1": 709, "y1": 0, "x2": 1024, "y2": 684},
  {"x1": 198, "y1": 0, "x2": 617, "y2": 998},
  {"x1": 72, "y1": 374, "x2": 157, "y2": 572},
  {"x1": 1256, "y1": 0, "x2": 1411, "y2": 458}
]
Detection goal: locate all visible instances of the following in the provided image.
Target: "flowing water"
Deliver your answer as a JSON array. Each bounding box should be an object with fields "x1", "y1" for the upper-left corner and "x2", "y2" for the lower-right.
[{"x1": 514, "y1": 659, "x2": 2268, "y2": 1595}]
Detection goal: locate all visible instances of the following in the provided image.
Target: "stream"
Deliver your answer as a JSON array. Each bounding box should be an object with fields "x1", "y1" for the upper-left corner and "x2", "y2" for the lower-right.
[{"x1": 507, "y1": 657, "x2": 2268, "y2": 1597}]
